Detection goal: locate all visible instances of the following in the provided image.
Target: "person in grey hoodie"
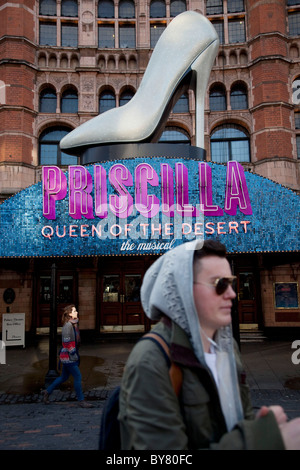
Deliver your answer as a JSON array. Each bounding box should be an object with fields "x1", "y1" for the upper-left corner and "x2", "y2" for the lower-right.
[{"x1": 119, "y1": 239, "x2": 300, "y2": 450}]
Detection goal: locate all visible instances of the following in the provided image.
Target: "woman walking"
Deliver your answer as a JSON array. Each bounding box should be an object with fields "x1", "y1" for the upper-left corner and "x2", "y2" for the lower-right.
[{"x1": 43, "y1": 304, "x2": 93, "y2": 408}]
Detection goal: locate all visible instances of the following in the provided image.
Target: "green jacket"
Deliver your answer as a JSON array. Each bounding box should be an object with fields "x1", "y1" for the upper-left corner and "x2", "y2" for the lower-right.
[{"x1": 119, "y1": 318, "x2": 285, "y2": 450}]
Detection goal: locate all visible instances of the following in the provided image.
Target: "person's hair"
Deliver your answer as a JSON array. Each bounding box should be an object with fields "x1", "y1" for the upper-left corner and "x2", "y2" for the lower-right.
[
  {"x1": 61, "y1": 304, "x2": 76, "y2": 325},
  {"x1": 193, "y1": 239, "x2": 227, "y2": 277},
  {"x1": 194, "y1": 239, "x2": 227, "y2": 261}
]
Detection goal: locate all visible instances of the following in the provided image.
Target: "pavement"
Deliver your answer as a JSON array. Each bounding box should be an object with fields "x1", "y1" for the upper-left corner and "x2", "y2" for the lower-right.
[{"x1": 1, "y1": 335, "x2": 300, "y2": 451}]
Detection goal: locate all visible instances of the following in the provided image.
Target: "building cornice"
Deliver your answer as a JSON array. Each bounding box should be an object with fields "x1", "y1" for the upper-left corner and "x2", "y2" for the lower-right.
[
  {"x1": 0, "y1": 105, "x2": 37, "y2": 116},
  {"x1": 249, "y1": 101, "x2": 294, "y2": 114},
  {"x1": 0, "y1": 34, "x2": 37, "y2": 49}
]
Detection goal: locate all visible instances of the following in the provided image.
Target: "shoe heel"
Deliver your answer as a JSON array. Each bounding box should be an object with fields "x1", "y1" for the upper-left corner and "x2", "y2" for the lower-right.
[
  {"x1": 191, "y1": 39, "x2": 219, "y2": 148},
  {"x1": 60, "y1": 12, "x2": 219, "y2": 152}
]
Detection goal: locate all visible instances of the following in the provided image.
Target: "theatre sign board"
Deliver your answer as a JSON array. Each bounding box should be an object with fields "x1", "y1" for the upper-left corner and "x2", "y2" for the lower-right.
[{"x1": 0, "y1": 157, "x2": 299, "y2": 257}]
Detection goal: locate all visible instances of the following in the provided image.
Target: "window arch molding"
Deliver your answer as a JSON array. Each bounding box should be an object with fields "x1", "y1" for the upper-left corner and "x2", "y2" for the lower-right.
[
  {"x1": 98, "y1": 0, "x2": 115, "y2": 18},
  {"x1": 60, "y1": 83, "x2": 78, "y2": 95},
  {"x1": 290, "y1": 43, "x2": 300, "y2": 59},
  {"x1": 39, "y1": 0, "x2": 56, "y2": 16},
  {"x1": 159, "y1": 126, "x2": 191, "y2": 144},
  {"x1": 119, "y1": 0, "x2": 135, "y2": 18},
  {"x1": 150, "y1": 0, "x2": 166, "y2": 18},
  {"x1": 98, "y1": 84, "x2": 116, "y2": 96},
  {"x1": 119, "y1": 85, "x2": 136, "y2": 96},
  {"x1": 119, "y1": 88, "x2": 135, "y2": 106},
  {"x1": 61, "y1": 0, "x2": 78, "y2": 17},
  {"x1": 38, "y1": 83, "x2": 57, "y2": 95},
  {"x1": 170, "y1": 0, "x2": 186, "y2": 17},
  {"x1": 230, "y1": 80, "x2": 248, "y2": 91}
]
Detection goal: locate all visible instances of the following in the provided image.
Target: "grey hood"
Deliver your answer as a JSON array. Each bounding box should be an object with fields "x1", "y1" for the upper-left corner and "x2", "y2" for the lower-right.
[{"x1": 141, "y1": 239, "x2": 244, "y2": 430}]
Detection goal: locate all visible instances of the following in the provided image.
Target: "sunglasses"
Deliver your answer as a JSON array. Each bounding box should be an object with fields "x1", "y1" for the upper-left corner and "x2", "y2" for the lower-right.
[{"x1": 193, "y1": 276, "x2": 237, "y2": 295}]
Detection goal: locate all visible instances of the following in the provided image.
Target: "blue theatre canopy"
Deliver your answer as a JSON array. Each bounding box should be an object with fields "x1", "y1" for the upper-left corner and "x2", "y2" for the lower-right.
[{"x1": 0, "y1": 158, "x2": 299, "y2": 257}]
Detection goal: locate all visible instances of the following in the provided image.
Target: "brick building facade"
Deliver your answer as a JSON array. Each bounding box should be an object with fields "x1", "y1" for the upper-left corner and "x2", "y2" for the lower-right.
[{"x1": 0, "y1": 0, "x2": 299, "y2": 339}]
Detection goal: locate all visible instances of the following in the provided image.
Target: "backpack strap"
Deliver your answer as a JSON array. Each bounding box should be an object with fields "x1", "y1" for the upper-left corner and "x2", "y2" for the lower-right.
[{"x1": 141, "y1": 331, "x2": 183, "y2": 397}]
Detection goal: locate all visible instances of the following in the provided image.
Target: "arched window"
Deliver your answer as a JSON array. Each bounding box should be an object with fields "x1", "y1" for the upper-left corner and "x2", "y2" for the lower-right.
[
  {"x1": 230, "y1": 83, "x2": 248, "y2": 110},
  {"x1": 170, "y1": 0, "x2": 186, "y2": 17},
  {"x1": 150, "y1": 0, "x2": 166, "y2": 17},
  {"x1": 99, "y1": 91, "x2": 116, "y2": 113},
  {"x1": 40, "y1": 0, "x2": 56, "y2": 16},
  {"x1": 61, "y1": 0, "x2": 78, "y2": 17},
  {"x1": 61, "y1": 89, "x2": 78, "y2": 113},
  {"x1": 173, "y1": 93, "x2": 189, "y2": 113},
  {"x1": 39, "y1": 88, "x2": 57, "y2": 113},
  {"x1": 120, "y1": 90, "x2": 134, "y2": 106},
  {"x1": 98, "y1": 0, "x2": 114, "y2": 18},
  {"x1": 159, "y1": 127, "x2": 190, "y2": 144},
  {"x1": 39, "y1": 127, "x2": 78, "y2": 165},
  {"x1": 228, "y1": 0, "x2": 244, "y2": 13},
  {"x1": 209, "y1": 85, "x2": 227, "y2": 111},
  {"x1": 210, "y1": 124, "x2": 250, "y2": 162},
  {"x1": 119, "y1": 0, "x2": 135, "y2": 18}
]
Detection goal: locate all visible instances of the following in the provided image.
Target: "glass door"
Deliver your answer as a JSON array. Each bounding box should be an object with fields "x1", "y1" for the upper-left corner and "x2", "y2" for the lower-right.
[
  {"x1": 102, "y1": 274, "x2": 122, "y2": 326},
  {"x1": 38, "y1": 275, "x2": 52, "y2": 328},
  {"x1": 37, "y1": 273, "x2": 76, "y2": 328},
  {"x1": 237, "y1": 271, "x2": 257, "y2": 324},
  {"x1": 123, "y1": 274, "x2": 143, "y2": 325},
  {"x1": 100, "y1": 271, "x2": 144, "y2": 331}
]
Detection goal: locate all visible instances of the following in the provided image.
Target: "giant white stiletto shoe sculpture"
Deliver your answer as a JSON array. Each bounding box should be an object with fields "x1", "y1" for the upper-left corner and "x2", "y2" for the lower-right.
[{"x1": 60, "y1": 10, "x2": 219, "y2": 154}]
